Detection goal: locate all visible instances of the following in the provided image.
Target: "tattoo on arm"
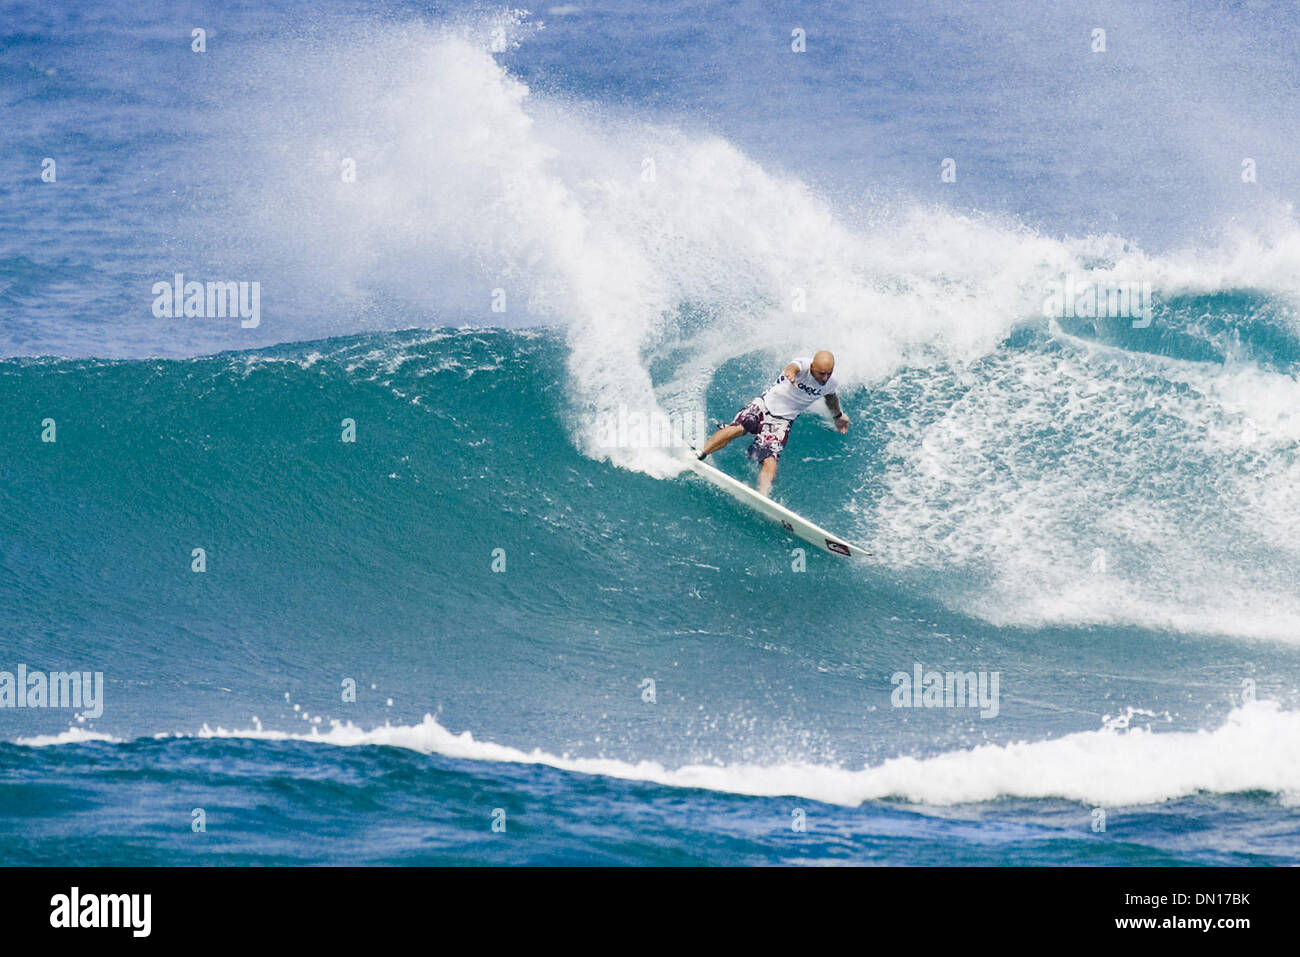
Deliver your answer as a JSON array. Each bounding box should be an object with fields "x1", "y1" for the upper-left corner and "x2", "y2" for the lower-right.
[{"x1": 825, "y1": 393, "x2": 842, "y2": 417}]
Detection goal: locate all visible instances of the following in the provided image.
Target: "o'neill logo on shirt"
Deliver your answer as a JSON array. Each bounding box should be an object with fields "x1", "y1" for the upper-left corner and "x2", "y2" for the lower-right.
[{"x1": 773, "y1": 372, "x2": 824, "y2": 397}]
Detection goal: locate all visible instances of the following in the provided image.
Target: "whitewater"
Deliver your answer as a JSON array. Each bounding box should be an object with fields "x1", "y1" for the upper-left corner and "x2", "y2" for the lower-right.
[{"x1": 2, "y1": 0, "x2": 1299, "y2": 865}]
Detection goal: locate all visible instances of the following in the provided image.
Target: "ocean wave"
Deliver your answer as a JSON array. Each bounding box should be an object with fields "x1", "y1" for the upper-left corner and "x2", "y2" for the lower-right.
[{"x1": 18, "y1": 700, "x2": 1299, "y2": 809}]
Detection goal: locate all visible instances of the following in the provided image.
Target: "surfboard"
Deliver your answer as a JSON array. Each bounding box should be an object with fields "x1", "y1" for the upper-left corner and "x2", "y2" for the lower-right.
[{"x1": 682, "y1": 449, "x2": 871, "y2": 558}]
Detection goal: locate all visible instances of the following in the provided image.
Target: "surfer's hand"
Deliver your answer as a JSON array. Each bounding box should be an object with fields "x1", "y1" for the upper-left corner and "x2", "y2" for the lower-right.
[{"x1": 834, "y1": 413, "x2": 850, "y2": 434}]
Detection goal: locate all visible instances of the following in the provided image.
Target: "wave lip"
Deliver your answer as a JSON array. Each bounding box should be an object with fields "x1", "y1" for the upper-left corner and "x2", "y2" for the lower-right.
[
  {"x1": 15, "y1": 727, "x2": 121, "y2": 747},
  {"x1": 150, "y1": 700, "x2": 1300, "y2": 809}
]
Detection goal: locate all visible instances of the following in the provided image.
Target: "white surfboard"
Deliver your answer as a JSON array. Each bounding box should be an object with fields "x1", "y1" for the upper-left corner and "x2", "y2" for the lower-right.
[{"x1": 682, "y1": 449, "x2": 871, "y2": 558}]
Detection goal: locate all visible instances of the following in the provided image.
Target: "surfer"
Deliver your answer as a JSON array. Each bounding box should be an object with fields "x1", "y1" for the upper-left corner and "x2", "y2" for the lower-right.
[{"x1": 696, "y1": 350, "x2": 850, "y2": 496}]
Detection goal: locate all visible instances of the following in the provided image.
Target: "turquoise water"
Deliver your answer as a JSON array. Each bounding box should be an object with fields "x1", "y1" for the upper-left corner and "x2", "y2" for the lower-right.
[
  {"x1": 3, "y1": 327, "x2": 1300, "y2": 864},
  {"x1": 2, "y1": 0, "x2": 1300, "y2": 864}
]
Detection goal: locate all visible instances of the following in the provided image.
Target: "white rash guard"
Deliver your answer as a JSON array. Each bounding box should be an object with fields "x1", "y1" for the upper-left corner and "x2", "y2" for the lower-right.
[{"x1": 759, "y1": 357, "x2": 839, "y2": 419}]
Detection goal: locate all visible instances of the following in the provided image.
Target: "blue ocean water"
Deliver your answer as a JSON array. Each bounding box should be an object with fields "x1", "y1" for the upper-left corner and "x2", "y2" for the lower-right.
[{"x1": 2, "y1": 0, "x2": 1300, "y2": 865}]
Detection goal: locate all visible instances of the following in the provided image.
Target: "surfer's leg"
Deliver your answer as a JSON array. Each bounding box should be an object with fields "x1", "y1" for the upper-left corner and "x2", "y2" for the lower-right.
[
  {"x1": 752, "y1": 414, "x2": 789, "y2": 494},
  {"x1": 757, "y1": 456, "x2": 779, "y2": 496},
  {"x1": 699, "y1": 401, "x2": 764, "y2": 458},
  {"x1": 698, "y1": 424, "x2": 745, "y2": 458}
]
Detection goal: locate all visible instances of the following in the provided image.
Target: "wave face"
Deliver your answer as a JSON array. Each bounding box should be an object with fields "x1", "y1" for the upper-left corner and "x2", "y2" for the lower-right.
[
  {"x1": 3, "y1": 0, "x2": 1300, "y2": 864},
  {"x1": 3, "y1": 328, "x2": 1300, "y2": 867}
]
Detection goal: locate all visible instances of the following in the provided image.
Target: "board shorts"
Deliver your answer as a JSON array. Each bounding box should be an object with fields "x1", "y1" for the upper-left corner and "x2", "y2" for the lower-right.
[{"x1": 728, "y1": 397, "x2": 793, "y2": 463}]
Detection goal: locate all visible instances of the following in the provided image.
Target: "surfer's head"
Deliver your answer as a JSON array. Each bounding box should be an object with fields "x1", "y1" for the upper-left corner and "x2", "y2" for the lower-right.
[{"x1": 810, "y1": 350, "x2": 835, "y2": 384}]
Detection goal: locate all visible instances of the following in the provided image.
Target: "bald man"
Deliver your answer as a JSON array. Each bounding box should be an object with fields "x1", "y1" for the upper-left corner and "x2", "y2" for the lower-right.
[{"x1": 696, "y1": 350, "x2": 850, "y2": 496}]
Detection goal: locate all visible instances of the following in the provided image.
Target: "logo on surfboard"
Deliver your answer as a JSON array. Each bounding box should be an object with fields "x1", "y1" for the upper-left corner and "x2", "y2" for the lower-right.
[{"x1": 825, "y1": 540, "x2": 850, "y2": 556}]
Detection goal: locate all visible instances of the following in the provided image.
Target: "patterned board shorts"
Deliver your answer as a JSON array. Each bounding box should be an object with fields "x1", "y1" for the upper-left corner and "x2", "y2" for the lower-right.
[{"x1": 729, "y1": 398, "x2": 793, "y2": 462}]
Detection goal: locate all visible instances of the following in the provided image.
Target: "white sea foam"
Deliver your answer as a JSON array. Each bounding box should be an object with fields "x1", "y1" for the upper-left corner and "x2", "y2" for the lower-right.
[
  {"x1": 170, "y1": 699, "x2": 1300, "y2": 808},
  {"x1": 221, "y1": 14, "x2": 1300, "y2": 481},
  {"x1": 16, "y1": 699, "x2": 1299, "y2": 807},
  {"x1": 859, "y1": 334, "x2": 1300, "y2": 642},
  {"x1": 15, "y1": 727, "x2": 121, "y2": 747},
  {"x1": 216, "y1": 13, "x2": 1300, "y2": 637}
]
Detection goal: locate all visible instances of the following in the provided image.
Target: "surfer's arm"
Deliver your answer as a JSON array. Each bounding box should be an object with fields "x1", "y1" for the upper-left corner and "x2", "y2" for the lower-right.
[
  {"x1": 825, "y1": 393, "x2": 850, "y2": 433},
  {"x1": 783, "y1": 361, "x2": 800, "y2": 386}
]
